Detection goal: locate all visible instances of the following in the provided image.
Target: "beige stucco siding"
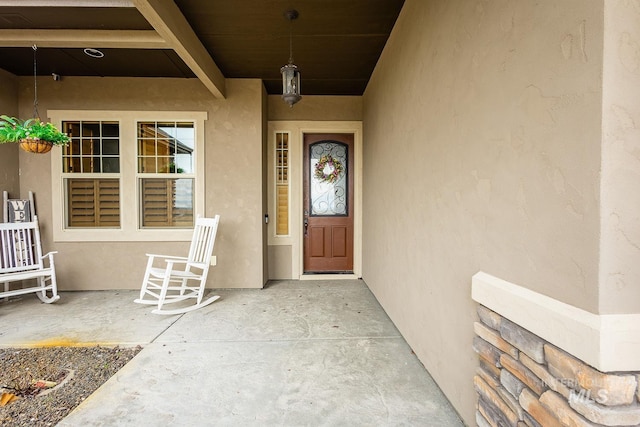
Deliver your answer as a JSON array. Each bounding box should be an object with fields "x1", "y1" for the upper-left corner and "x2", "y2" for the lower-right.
[
  {"x1": 0, "y1": 68, "x2": 19, "y2": 198},
  {"x1": 15, "y1": 77, "x2": 266, "y2": 290},
  {"x1": 268, "y1": 95, "x2": 362, "y2": 121},
  {"x1": 363, "y1": 0, "x2": 604, "y2": 424},
  {"x1": 600, "y1": 1, "x2": 640, "y2": 314}
]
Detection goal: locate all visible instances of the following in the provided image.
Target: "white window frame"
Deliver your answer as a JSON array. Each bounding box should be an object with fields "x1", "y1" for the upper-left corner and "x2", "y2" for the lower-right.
[
  {"x1": 267, "y1": 128, "x2": 294, "y2": 246},
  {"x1": 273, "y1": 130, "x2": 291, "y2": 238},
  {"x1": 49, "y1": 110, "x2": 207, "y2": 242}
]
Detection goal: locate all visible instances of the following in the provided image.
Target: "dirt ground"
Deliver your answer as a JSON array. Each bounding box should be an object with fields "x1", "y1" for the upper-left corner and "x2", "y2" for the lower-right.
[{"x1": 0, "y1": 346, "x2": 141, "y2": 427}]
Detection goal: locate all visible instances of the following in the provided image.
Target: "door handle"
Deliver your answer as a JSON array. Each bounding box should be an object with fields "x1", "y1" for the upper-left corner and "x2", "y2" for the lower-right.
[{"x1": 304, "y1": 217, "x2": 308, "y2": 236}]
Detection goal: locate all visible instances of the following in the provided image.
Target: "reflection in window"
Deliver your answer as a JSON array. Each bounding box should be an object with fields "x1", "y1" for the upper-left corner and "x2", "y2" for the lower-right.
[
  {"x1": 137, "y1": 122, "x2": 195, "y2": 228},
  {"x1": 137, "y1": 122, "x2": 194, "y2": 174}
]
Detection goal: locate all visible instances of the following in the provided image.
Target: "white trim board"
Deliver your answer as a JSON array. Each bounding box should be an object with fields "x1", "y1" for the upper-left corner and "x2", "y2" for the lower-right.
[{"x1": 472, "y1": 271, "x2": 640, "y2": 372}]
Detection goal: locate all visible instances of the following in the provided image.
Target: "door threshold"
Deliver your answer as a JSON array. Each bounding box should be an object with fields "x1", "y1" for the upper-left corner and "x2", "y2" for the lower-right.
[
  {"x1": 303, "y1": 271, "x2": 354, "y2": 275},
  {"x1": 300, "y1": 273, "x2": 358, "y2": 281}
]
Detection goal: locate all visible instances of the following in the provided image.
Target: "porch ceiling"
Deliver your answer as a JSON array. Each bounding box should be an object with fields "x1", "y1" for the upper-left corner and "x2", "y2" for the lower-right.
[{"x1": 0, "y1": 0, "x2": 405, "y2": 98}]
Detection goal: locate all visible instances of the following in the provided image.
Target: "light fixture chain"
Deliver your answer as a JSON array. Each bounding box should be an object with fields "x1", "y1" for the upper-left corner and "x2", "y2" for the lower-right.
[
  {"x1": 32, "y1": 44, "x2": 39, "y2": 120},
  {"x1": 289, "y1": 18, "x2": 294, "y2": 63}
]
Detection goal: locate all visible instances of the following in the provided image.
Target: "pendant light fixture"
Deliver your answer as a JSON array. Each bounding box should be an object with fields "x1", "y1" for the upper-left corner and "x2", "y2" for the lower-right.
[{"x1": 281, "y1": 10, "x2": 301, "y2": 107}]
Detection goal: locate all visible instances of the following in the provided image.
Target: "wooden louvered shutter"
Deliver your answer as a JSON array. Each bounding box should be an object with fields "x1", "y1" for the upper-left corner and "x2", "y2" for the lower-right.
[
  {"x1": 67, "y1": 178, "x2": 120, "y2": 227},
  {"x1": 276, "y1": 186, "x2": 289, "y2": 235},
  {"x1": 141, "y1": 178, "x2": 172, "y2": 227},
  {"x1": 140, "y1": 178, "x2": 193, "y2": 228}
]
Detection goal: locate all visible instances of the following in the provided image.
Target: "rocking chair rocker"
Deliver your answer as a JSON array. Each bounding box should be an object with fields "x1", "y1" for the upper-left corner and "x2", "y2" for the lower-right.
[{"x1": 134, "y1": 215, "x2": 220, "y2": 315}]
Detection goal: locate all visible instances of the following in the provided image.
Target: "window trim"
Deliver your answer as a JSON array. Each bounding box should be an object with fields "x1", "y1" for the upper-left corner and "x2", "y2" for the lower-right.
[
  {"x1": 268, "y1": 129, "x2": 294, "y2": 245},
  {"x1": 50, "y1": 110, "x2": 207, "y2": 242},
  {"x1": 274, "y1": 131, "x2": 290, "y2": 237}
]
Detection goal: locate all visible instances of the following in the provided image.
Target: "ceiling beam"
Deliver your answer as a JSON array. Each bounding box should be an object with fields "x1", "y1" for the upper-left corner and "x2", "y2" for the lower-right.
[
  {"x1": 0, "y1": 29, "x2": 167, "y2": 48},
  {"x1": 0, "y1": 1, "x2": 134, "y2": 6},
  {"x1": 132, "y1": 0, "x2": 225, "y2": 99}
]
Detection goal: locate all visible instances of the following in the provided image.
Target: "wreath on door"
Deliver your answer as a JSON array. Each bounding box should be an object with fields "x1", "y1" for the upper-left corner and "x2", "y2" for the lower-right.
[{"x1": 314, "y1": 155, "x2": 344, "y2": 184}]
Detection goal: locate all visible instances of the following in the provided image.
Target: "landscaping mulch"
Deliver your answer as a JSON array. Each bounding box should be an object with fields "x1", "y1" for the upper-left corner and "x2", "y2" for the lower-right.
[{"x1": 0, "y1": 346, "x2": 141, "y2": 427}]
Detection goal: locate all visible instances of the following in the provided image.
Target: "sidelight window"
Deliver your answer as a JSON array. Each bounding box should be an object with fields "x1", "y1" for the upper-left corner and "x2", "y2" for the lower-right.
[{"x1": 275, "y1": 132, "x2": 290, "y2": 236}]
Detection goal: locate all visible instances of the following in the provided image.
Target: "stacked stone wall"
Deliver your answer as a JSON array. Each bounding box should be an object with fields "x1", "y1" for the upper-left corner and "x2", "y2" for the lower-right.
[{"x1": 474, "y1": 305, "x2": 640, "y2": 427}]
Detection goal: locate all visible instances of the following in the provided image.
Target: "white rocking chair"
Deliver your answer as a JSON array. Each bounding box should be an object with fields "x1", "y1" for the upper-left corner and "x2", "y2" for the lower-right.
[{"x1": 134, "y1": 215, "x2": 220, "y2": 315}]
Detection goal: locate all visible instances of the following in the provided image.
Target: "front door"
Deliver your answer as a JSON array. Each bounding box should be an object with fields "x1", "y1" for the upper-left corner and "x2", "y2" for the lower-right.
[{"x1": 303, "y1": 133, "x2": 354, "y2": 273}]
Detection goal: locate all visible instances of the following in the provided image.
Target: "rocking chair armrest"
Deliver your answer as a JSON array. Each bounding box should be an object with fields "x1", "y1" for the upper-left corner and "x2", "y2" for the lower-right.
[
  {"x1": 145, "y1": 254, "x2": 188, "y2": 260},
  {"x1": 40, "y1": 251, "x2": 57, "y2": 267},
  {"x1": 164, "y1": 259, "x2": 189, "y2": 264},
  {"x1": 162, "y1": 259, "x2": 207, "y2": 269},
  {"x1": 185, "y1": 262, "x2": 207, "y2": 270},
  {"x1": 40, "y1": 251, "x2": 58, "y2": 260}
]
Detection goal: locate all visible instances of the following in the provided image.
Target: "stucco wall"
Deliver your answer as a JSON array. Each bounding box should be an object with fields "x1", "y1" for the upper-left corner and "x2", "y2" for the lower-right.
[
  {"x1": 268, "y1": 95, "x2": 362, "y2": 121},
  {"x1": 362, "y1": 0, "x2": 604, "y2": 424},
  {"x1": 600, "y1": 1, "x2": 640, "y2": 314},
  {"x1": 0, "y1": 68, "x2": 19, "y2": 199},
  {"x1": 16, "y1": 76, "x2": 265, "y2": 290}
]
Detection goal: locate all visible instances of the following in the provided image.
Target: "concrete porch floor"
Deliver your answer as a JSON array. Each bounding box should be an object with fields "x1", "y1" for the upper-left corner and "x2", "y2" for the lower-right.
[{"x1": 0, "y1": 279, "x2": 463, "y2": 426}]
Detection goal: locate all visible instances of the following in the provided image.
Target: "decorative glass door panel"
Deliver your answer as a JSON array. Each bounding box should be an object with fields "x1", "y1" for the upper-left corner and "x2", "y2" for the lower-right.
[
  {"x1": 303, "y1": 134, "x2": 354, "y2": 273},
  {"x1": 310, "y1": 142, "x2": 347, "y2": 216}
]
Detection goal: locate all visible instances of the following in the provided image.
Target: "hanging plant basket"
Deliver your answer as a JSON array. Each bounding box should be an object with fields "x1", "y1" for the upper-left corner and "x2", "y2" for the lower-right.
[
  {"x1": 0, "y1": 47, "x2": 69, "y2": 154},
  {"x1": 19, "y1": 138, "x2": 54, "y2": 154},
  {"x1": 1, "y1": 115, "x2": 69, "y2": 154}
]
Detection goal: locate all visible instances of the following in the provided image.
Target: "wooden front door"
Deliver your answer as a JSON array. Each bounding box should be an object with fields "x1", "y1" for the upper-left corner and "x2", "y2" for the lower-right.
[{"x1": 303, "y1": 133, "x2": 354, "y2": 273}]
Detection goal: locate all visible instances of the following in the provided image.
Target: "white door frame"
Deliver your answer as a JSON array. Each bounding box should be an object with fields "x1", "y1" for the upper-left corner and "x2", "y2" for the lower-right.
[{"x1": 267, "y1": 121, "x2": 363, "y2": 280}]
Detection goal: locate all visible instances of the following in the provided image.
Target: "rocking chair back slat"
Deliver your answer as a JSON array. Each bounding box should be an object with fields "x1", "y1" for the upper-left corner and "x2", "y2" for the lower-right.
[
  {"x1": 188, "y1": 216, "x2": 219, "y2": 264},
  {"x1": 0, "y1": 221, "x2": 42, "y2": 272},
  {"x1": 0, "y1": 215, "x2": 60, "y2": 303}
]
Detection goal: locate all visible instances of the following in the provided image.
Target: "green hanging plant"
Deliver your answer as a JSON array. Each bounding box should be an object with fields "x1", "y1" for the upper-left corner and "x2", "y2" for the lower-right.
[
  {"x1": 1, "y1": 46, "x2": 70, "y2": 153},
  {"x1": 0, "y1": 115, "x2": 70, "y2": 146}
]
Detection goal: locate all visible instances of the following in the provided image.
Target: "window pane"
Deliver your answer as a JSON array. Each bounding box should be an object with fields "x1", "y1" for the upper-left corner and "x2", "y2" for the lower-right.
[
  {"x1": 140, "y1": 178, "x2": 193, "y2": 228},
  {"x1": 82, "y1": 157, "x2": 95, "y2": 173},
  {"x1": 138, "y1": 139, "x2": 155, "y2": 156},
  {"x1": 139, "y1": 157, "x2": 156, "y2": 173},
  {"x1": 68, "y1": 157, "x2": 81, "y2": 173},
  {"x1": 80, "y1": 139, "x2": 95, "y2": 155},
  {"x1": 158, "y1": 157, "x2": 171, "y2": 173},
  {"x1": 157, "y1": 139, "x2": 172, "y2": 156},
  {"x1": 66, "y1": 178, "x2": 120, "y2": 228},
  {"x1": 101, "y1": 122, "x2": 119, "y2": 137},
  {"x1": 174, "y1": 153, "x2": 192, "y2": 173},
  {"x1": 103, "y1": 139, "x2": 119, "y2": 155},
  {"x1": 68, "y1": 139, "x2": 81, "y2": 155},
  {"x1": 63, "y1": 122, "x2": 80, "y2": 138},
  {"x1": 62, "y1": 121, "x2": 120, "y2": 175},
  {"x1": 82, "y1": 122, "x2": 100, "y2": 138},
  {"x1": 176, "y1": 123, "x2": 195, "y2": 150},
  {"x1": 102, "y1": 157, "x2": 120, "y2": 173},
  {"x1": 157, "y1": 122, "x2": 175, "y2": 131},
  {"x1": 137, "y1": 121, "x2": 195, "y2": 175}
]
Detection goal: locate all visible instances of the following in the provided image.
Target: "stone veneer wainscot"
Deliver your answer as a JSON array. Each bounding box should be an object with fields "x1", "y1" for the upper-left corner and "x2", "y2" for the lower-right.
[{"x1": 472, "y1": 272, "x2": 640, "y2": 427}]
